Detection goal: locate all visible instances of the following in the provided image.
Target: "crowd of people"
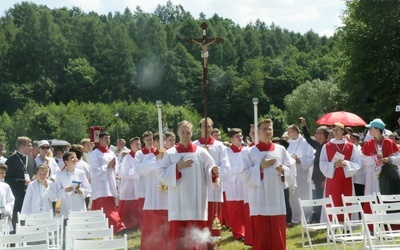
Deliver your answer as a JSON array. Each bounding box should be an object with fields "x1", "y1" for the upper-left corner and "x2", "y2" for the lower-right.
[{"x1": 0, "y1": 116, "x2": 400, "y2": 250}]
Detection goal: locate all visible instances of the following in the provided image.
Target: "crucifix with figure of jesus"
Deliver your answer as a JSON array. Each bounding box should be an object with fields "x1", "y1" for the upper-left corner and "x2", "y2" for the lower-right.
[{"x1": 189, "y1": 22, "x2": 222, "y2": 144}]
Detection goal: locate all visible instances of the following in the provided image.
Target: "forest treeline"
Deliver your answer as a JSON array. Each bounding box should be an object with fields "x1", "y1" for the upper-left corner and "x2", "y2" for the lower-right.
[{"x1": 0, "y1": 1, "x2": 399, "y2": 150}]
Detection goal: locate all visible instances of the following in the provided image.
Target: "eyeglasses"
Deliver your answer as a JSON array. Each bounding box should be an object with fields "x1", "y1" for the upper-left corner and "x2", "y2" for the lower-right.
[{"x1": 40, "y1": 146, "x2": 50, "y2": 150}]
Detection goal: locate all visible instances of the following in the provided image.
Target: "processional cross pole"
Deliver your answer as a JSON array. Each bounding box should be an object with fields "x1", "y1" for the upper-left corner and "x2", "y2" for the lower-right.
[{"x1": 189, "y1": 22, "x2": 222, "y2": 144}]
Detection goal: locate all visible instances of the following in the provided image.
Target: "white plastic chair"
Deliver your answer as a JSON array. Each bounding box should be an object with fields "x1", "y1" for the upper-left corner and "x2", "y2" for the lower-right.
[
  {"x1": 65, "y1": 225, "x2": 113, "y2": 250},
  {"x1": 73, "y1": 233, "x2": 127, "y2": 250},
  {"x1": 24, "y1": 216, "x2": 65, "y2": 249},
  {"x1": 66, "y1": 220, "x2": 108, "y2": 230},
  {"x1": 342, "y1": 193, "x2": 378, "y2": 228},
  {"x1": 17, "y1": 217, "x2": 63, "y2": 250},
  {"x1": 69, "y1": 208, "x2": 103, "y2": 218},
  {"x1": 0, "y1": 244, "x2": 49, "y2": 250},
  {"x1": 370, "y1": 203, "x2": 400, "y2": 245},
  {"x1": 378, "y1": 193, "x2": 400, "y2": 204},
  {"x1": 299, "y1": 196, "x2": 338, "y2": 249},
  {"x1": 362, "y1": 212, "x2": 400, "y2": 249},
  {"x1": 0, "y1": 229, "x2": 49, "y2": 248},
  {"x1": 18, "y1": 210, "x2": 53, "y2": 225},
  {"x1": 342, "y1": 193, "x2": 378, "y2": 207},
  {"x1": 324, "y1": 204, "x2": 366, "y2": 250},
  {"x1": 68, "y1": 214, "x2": 107, "y2": 224}
]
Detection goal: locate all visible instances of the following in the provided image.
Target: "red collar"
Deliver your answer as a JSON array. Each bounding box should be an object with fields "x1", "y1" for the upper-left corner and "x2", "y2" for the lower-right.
[
  {"x1": 248, "y1": 142, "x2": 255, "y2": 147},
  {"x1": 176, "y1": 142, "x2": 197, "y2": 153},
  {"x1": 230, "y1": 144, "x2": 242, "y2": 153},
  {"x1": 142, "y1": 146, "x2": 159, "y2": 156},
  {"x1": 129, "y1": 150, "x2": 136, "y2": 158},
  {"x1": 97, "y1": 145, "x2": 110, "y2": 153},
  {"x1": 256, "y1": 141, "x2": 275, "y2": 152},
  {"x1": 198, "y1": 136, "x2": 215, "y2": 145}
]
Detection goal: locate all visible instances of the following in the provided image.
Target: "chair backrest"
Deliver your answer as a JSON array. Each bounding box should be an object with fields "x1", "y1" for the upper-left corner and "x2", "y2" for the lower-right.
[
  {"x1": 73, "y1": 234, "x2": 127, "y2": 250},
  {"x1": 324, "y1": 204, "x2": 363, "y2": 232},
  {"x1": 377, "y1": 193, "x2": 400, "y2": 203},
  {"x1": 299, "y1": 196, "x2": 334, "y2": 208},
  {"x1": 66, "y1": 220, "x2": 108, "y2": 230},
  {"x1": 68, "y1": 214, "x2": 106, "y2": 224},
  {"x1": 299, "y1": 196, "x2": 334, "y2": 225},
  {"x1": 65, "y1": 226, "x2": 113, "y2": 250},
  {"x1": 0, "y1": 243, "x2": 49, "y2": 250},
  {"x1": 0, "y1": 229, "x2": 49, "y2": 245},
  {"x1": 24, "y1": 216, "x2": 64, "y2": 227},
  {"x1": 22, "y1": 216, "x2": 64, "y2": 250},
  {"x1": 371, "y1": 202, "x2": 400, "y2": 214},
  {"x1": 16, "y1": 220, "x2": 61, "y2": 249},
  {"x1": 342, "y1": 193, "x2": 377, "y2": 206},
  {"x1": 362, "y1": 212, "x2": 400, "y2": 247},
  {"x1": 18, "y1": 210, "x2": 53, "y2": 225},
  {"x1": 69, "y1": 208, "x2": 103, "y2": 218}
]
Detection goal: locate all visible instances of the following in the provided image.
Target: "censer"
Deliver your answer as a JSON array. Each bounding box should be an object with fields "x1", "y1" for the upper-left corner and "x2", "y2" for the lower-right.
[{"x1": 211, "y1": 188, "x2": 222, "y2": 250}]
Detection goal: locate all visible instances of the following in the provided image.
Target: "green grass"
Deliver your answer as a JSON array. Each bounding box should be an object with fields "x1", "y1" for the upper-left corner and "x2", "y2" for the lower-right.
[{"x1": 117, "y1": 225, "x2": 335, "y2": 249}]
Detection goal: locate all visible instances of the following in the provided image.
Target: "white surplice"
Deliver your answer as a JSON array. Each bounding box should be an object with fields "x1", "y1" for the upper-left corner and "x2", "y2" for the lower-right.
[
  {"x1": 119, "y1": 153, "x2": 139, "y2": 201},
  {"x1": 224, "y1": 147, "x2": 244, "y2": 201},
  {"x1": 89, "y1": 149, "x2": 118, "y2": 200},
  {"x1": 137, "y1": 153, "x2": 168, "y2": 210},
  {"x1": 287, "y1": 135, "x2": 315, "y2": 224},
  {"x1": 242, "y1": 144, "x2": 296, "y2": 216},
  {"x1": 158, "y1": 146, "x2": 218, "y2": 221},
  {"x1": 193, "y1": 140, "x2": 230, "y2": 202}
]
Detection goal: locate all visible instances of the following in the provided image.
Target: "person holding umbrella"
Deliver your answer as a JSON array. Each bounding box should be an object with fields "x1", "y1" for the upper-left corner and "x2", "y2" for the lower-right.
[{"x1": 320, "y1": 122, "x2": 361, "y2": 217}]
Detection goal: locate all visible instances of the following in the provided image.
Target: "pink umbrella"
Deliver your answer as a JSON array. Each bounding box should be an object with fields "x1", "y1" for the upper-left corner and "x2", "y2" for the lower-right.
[{"x1": 316, "y1": 111, "x2": 366, "y2": 126}]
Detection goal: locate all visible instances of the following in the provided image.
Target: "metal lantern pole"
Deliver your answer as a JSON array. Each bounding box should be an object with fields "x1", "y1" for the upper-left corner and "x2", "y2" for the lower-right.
[
  {"x1": 156, "y1": 100, "x2": 164, "y2": 150},
  {"x1": 252, "y1": 98, "x2": 259, "y2": 144}
]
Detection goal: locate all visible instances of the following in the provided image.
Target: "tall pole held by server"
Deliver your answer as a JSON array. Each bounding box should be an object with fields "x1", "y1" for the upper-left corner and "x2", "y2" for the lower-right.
[
  {"x1": 252, "y1": 98, "x2": 259, "y2": 144},
  {"x1": 189, "y1": 22, "x2": 222, "y2": 145},
  {"x1": 156, "y1": 100, "x2": 164, "y2": 150},
  {"x1": 115, "y1": 111, "x2": 119, "y2": 140}
]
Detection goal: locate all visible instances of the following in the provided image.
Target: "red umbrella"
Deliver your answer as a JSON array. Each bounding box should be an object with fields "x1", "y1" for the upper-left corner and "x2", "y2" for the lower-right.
[{"x1": 316, "y1": 111, "x2": 366, "y2": 126}]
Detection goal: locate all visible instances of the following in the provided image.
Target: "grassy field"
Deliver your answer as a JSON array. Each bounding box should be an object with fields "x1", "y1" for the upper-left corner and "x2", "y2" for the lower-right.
[{"x1": 119, "y1": 224, "x2": 332, "y2": 249}]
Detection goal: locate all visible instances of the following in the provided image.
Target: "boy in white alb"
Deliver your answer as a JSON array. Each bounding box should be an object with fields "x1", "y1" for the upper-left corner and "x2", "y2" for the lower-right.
[
  {"x1": 158, "y1": 120, "x2": 220, "y2": 250},
  {"x1": 118, "y1": 137, "x2": 141, "y2": 230},
  {"x1": 136, "y1": 133, "x2": 168, "y2": 250},
  {"x1": 89, "y1": 132, "x2": 126, "y2": 234},
  {"x1": 242, "y1": 119, "x2": 296, "y2": 250},
  {"x1": 193, "y1": 118, "x2": 230, "y2": 237},
  {"x1": 55, "y1": 152, "x2": 91, "y2": 218},
  {"x1": 224, "y1": 128, "x2": 246, "y2": 241},
  {"x1": 22, "y1": 165, "x2": 56, "y2": 214},
  {"x1": 286, "y1": 124, "x2": 315, "y2": 224}
]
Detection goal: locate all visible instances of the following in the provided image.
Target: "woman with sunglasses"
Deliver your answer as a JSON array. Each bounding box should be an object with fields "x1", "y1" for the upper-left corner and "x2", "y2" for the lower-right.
[{"x1": 35, "y1": 140, "x2": 60, "y2": 181}]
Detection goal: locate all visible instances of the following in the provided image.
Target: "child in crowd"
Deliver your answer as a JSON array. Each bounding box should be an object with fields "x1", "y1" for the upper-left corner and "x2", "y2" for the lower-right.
[
  {"x1": 21, "y1": 165, "x2": 57, "y2": 214},
  {"x1": 55, "y1": 152, "x2": 91, "y2": 218},
  {"x1": 0, "y1": 163, "x2": 15, "y2": 232}
]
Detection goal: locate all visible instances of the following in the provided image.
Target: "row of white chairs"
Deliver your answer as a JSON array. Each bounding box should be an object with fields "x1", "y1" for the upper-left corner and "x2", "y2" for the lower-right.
[
  {"x1": 0, "y1": 208, "x2": 128, "y2": 249},
  {"x1": 300, "y1": 193, "x2": 400, "y2": 250}
]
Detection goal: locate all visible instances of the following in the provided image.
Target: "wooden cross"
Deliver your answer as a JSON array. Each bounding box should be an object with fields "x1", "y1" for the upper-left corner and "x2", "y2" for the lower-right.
[{"x1": 189, "y1": 22, "x2": 222, "y2": 143}]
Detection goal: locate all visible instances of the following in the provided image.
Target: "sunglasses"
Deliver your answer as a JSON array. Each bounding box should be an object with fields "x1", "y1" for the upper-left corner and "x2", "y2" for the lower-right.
[{"x1": 40, "y1": 146, "x2": 50, "y2": 150}]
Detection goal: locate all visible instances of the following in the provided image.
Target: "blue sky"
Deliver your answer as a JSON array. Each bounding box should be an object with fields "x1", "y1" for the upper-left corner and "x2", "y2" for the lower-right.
[{"x1": 0, "y1": 0, "x2": 346, "y2": 37}]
